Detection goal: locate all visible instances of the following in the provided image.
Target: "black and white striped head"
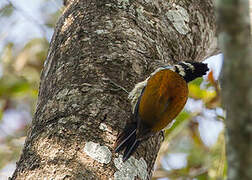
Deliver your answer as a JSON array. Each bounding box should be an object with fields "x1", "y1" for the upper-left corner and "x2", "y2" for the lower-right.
[{"x1": 171, "y1": 61, "x2": 209, "y2": 82}]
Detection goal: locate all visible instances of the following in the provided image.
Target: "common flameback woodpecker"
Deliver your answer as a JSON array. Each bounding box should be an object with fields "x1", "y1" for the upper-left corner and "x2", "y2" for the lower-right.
[{"x1": 114, "y1": 61, "x2": 209, "y2": 161}]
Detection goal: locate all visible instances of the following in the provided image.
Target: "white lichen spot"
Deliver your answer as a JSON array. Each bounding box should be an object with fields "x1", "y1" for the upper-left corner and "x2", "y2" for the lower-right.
[
  {"x1": 136, "y1": 158, "x2": 148, "y2": 180},
  {"x1": 94, "y1": 29, "x2": 109, "y2": 34},
  {"x1": 166, "y1": 5, "x2": 190, "y2": 35},
  {"x1": 58, "y1": 117, "x2": 68, "y2": 124},
  {"x1": 69, "y1": 115, "x2": 80, "y2": 123},
  {"x1": 71, "y1": 104, "x2": 78, "y2": 108},
  {"x1": 82, "y1": 37, "x2": 90, "y2": 41},
  {"x1": 84, "y1": 142, "x2": 112, "y2": 164},
  {"x1": 79, "y1": 125, "x2": 87, "y2": 132},
  {"x1": 114, "y1": 155, "x2": 148, "y2": 180},
  {"x1": 99, "y1": 123, "x2": 110, "y2": 132},
  {"x1": 105, "y1": 3, "x2": 112, "y2": 7}
]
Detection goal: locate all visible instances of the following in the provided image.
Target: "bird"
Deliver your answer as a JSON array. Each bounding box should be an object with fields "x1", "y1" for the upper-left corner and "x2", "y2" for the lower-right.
[{"x1": 114, "y1": 61, "x2": 209, "y2": 162}]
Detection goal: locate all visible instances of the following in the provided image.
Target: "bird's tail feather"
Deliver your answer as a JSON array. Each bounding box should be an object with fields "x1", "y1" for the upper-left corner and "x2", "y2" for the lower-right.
[{"x1": 114, "y1": 122, "x2": 140, "y2": 161}]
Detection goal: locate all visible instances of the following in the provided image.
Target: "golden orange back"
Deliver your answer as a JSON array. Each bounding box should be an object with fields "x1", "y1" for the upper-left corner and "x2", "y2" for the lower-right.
[{"x1": 138, "y1": 69, "x2": 188, "y2": 132}]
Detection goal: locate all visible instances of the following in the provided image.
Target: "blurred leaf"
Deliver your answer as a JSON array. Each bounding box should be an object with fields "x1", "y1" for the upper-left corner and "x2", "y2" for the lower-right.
[
  {"x1": 206, "y1": 82, "x2": 221, "y2": 109},
  {"x1": 10, "y1": 80, "x2": 30, "y2": 94},
  {"x1": 19, "y1": 67, "x2": 41, "y2": 84},
  {"x1": 1, "y1": 42, "x2": 14, "y2": 65},
  {"x1": 45, "y1": 10, "x2": 62, "y2": 28},
  {"x1": 0, "y1": 76, "x2": 30, "y2": 97},
  {"x1": 14, "y1": 38, "x2": 49, "y2": 72},
  {"x1": 0, "y1": 3, "x2": 14, "y2": 17},
  {"x1": 0, "y1": 137, "x2": 24, "y2": 170},
  {"x1": 188, "y1": 121, "x2": 206, "y2": 148},
  {"x1": 208, "y1": 131, "x2": 227, "y2": 179},
  {"x1": 0, "y1": 109, "x2": 3, "y2": 122},
  {"x1": 164, "y1": 111, "x2": 191, "y2": 139},
  {"x1": 207, "y1": 70, "x2": 215, "y2": 85},
  {"x1": 189, "y1": 83, "x2": 216, "y2": 102},
  {"x1": 187, "y1": 146, "x2": 207, "y2": 167},
  {"x1": 205, "y1": 94, "x2": 221, "y2": 109},
  {"x1": 30, "y1": 89, "x2": 39, "y2": 98},
  {"x1": 190, "y1": 77, "x2": 204, "y2": 86},
  {"x1": 196, "y1": 172, "x2": 208, "y2": 180}
]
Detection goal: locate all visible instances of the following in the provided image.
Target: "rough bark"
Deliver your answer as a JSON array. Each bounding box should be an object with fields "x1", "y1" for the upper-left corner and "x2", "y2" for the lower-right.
[
  {"x1": 11, "y1": 0, "x2": 217, "y2": 179},
  {"x1": 216, "y1": 0, "x2": 252, "y2": 179}
]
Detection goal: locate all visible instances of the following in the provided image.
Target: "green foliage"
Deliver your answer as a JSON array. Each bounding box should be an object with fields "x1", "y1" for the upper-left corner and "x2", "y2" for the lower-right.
[
  {"x1": 188, "y1": 77, "x2": 216, "y2": 102},
  {"x1": 0, "y1": 76, "x2": 30, "y2": 97},
  {"x1": 0, "y1": 3, "x2": 13, "y2": 17},
  {"x1": 45, "y1": 10, "x2": 62, "y2": 28},
  {"x1": 164, "y1": 111, "x2": 191, "y2": 140}
]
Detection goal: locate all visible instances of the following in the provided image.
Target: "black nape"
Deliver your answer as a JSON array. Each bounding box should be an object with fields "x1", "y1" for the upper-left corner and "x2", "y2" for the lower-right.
[{"x1": 176, "y1": 62, "x2": 209, "y2": 82}]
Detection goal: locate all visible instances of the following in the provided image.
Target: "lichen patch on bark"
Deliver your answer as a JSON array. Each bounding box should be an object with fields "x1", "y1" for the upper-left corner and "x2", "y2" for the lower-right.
[
  {"x1": 114, "y1": 155, "x2": 148, "y2": 180},
  {"x1": 166, "y1": 4, "x2": 190, "y2": 35},
  {"x1": 84, "y1": 141, "x2": 112, "y2": 164}
]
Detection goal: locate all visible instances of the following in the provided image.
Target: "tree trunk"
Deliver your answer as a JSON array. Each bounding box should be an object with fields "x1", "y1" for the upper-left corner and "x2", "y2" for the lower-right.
[
  {"x1": 216, "y1": 0, "x2": 252, "y2": 179},
  {"x1": 11, "y1": 0, "x2": 217, "y2": 179}
]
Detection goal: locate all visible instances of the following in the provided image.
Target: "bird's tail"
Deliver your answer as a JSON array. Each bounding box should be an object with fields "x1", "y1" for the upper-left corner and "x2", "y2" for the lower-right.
[{"x1": 114, "y1": 122, "x2": 140, "y2": 162}]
